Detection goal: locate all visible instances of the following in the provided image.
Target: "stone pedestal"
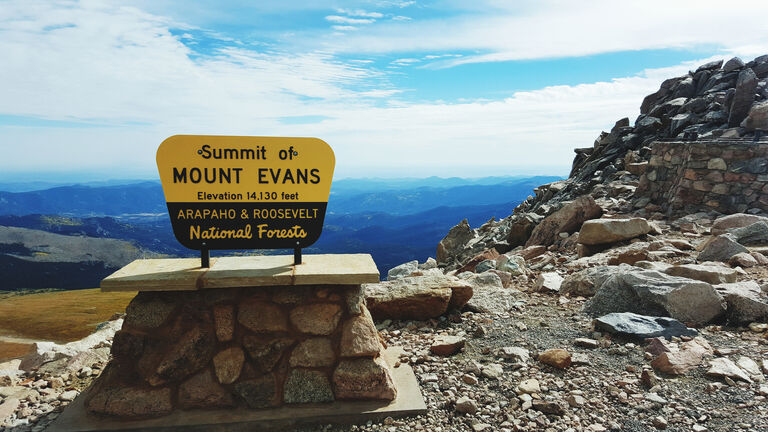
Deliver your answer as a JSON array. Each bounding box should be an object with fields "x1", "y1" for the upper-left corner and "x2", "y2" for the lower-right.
[{"x1": 64, "y1": 255, "x2": 422, "y2": 428}]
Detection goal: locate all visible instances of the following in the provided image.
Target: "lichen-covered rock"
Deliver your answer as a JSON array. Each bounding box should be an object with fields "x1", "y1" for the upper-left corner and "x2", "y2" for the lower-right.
[
  {"x1": 242, "y1": 336, "x2": 294, "y2": 373},
  {"x1": 234, "y1": 374, "x2": 277, "y2": 408},
  {"x1": 87, "y1": 385, "x2": 173, "y2": 418},
  {"x1": 124, "y1": 292, "x2": 176, "y2": 329},
  {"x1": 289, "y1": 338, "x2": 335, "y2": 367},
  {"x1": 283, "y1": 369, "x2": 334, "y2": 404},
  {"x1": 238, "y1": 301, "x2": 288, "y2": 333},
  {"x1": 289, "y1": 304, "x2": 342, "y2": 335},
  {"x1": 212, "y1": 304, "x2": 234, "y2": 342},
  {"x1": 333, "y1": 356, "x2": 396, "y2": 400}
]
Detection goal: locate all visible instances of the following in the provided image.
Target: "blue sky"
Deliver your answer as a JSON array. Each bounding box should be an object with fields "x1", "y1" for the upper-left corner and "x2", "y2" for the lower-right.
[{"x1": 1, "y1": 0, "x2": 767, "y2": 181}]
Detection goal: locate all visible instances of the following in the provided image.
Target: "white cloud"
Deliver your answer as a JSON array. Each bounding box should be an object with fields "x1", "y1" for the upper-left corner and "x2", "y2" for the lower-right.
[
  {"x1": 332, "y1": 25, "x2": 359, "y2": 31},
  {"x1": 1, "y1": 0, "x2": 767, "y2": 180},
  {"x1": 325, "y1": 0, "x2": 768, "y2": 67},
  {"x1": 335, "y1": 9, "x2": 383, "y2": 18},
  {"x1": 325, "y1": 15, "x2": 375, "y2": 25}
]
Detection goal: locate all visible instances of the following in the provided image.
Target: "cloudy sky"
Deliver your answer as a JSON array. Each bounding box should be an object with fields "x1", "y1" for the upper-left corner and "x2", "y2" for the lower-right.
[{"x1": 2, "y1": 0, "x2": 768, "y2": 181}]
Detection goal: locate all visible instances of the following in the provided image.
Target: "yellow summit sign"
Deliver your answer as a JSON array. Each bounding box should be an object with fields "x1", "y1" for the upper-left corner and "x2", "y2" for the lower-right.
[{"x1": 157, "y1": 135, "x2": 335, "y2": 253}]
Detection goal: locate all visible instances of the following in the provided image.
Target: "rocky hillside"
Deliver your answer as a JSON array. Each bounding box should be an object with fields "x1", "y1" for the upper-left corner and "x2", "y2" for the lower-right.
[
  {"x1": 436, "y1": 55, "x2": 768, "y2": 270},
  {"x1": 0, "y1": 226, "x2": 151, "y2": 290}
]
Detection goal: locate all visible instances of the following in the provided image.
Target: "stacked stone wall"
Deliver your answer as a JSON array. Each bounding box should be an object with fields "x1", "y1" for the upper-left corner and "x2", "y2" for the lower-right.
[
  {"x1": 636, "y1": 139, "x2": 768, "y2": 216},
  {"x1": 85, "y1": 285, "x2": 395, "y2": 419}
]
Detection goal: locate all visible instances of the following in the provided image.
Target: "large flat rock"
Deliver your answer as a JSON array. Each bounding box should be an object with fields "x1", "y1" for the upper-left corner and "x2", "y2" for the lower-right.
[{"x1": 101, "y1": 255, "x2": 380, "y2": 292}]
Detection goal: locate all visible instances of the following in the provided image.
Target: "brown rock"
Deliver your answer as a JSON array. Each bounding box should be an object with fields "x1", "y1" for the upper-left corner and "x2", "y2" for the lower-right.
[
  {"x1": 178, "y1": 369, "x2": 234, "y2": 409},
  {"x1": 457, "y1": 249, "x2": 500, "y2": 274},
  {"x1": 518, "y1": 245, "x2": 547, "y2": 261},
  {"x1": 234, "y1": 374, "x2": 277, "y2": 408},
  {"x1": 538, "y1": 349, "x2": 571, "y2": 369},
  {"x1": 436, "y1": 219, "x2": 475, "y2": 266},
  {"x1": 238, "y1": 301, "x2": 288, "y2": 333},
  {"x1": 526, "y1": 195, "x2": 602, "y2": 246},
  {"x1": 290, "y1": 338, "x2": 335, "y2": 367},
  {"x1": 340, "y1": 308, "x2": 381, "y2": 358},
  {"x1": 531, "y1": 400, "x2": 567, "y2": 416},
  {"x1": 641, "y1": 369, "x2": 659, "y2": 388},
  {"x1": 213, "y1": 304, "x2": 234, "y2": 342},
  {"x1": 290, "y1": 304, "x2": 342, "y2": 335},
  {"x1": 712, "y1": 213, "x2": 768, "y2": 235},
  {"x1": 430, "y1": 335, "x2": 465, "y2": 356},
  {"x1": 448, "y1": 281, "x2": 474, "y2": 310},
  {"x1": 650, "y1": 338, "x2": 712, "y2": 375},
  {"x1": 333, "y1": 356, "x2": 397, "y2": 400},
  {"x1": 87, "y1": 386, "x2": 173, "y2": 418},
  {"x1": 365, "y1": 275, "x2": 469, "y2": 320},
  {"x1": 578, "y1": 218, "x2": 651, "y2": 245},
  {"x1": 213, "y1": 346, "x2": 245, "y2": 384},
  {"x1": 707, "y1": 357, "x2": 752, "y2": 382},
  {"x1": 729, "y1": 252, "x2": 758, "y2": 268},
  {"x1": 242, "y1": 336, "x2": 294, "y2": 373}
]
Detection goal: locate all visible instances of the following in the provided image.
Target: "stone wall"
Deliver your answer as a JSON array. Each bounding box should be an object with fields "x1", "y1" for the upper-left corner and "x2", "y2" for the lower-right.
[
  {"x1": 85, "y1": 285, "x2": 396, "y2": 419},
  {"x1": 636, "y1": 138, "x2": 768, "y2": 216}
]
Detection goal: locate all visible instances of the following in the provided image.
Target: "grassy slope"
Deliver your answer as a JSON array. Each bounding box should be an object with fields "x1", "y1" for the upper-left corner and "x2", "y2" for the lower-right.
[{"x1": 0, "y1": 289, "x2": 135, "y2": 361}]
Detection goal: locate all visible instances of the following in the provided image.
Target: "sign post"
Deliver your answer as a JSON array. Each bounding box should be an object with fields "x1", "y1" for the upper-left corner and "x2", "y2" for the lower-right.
[{"x1": 156, "y1": 135, "x2": 335, "y2": 267}]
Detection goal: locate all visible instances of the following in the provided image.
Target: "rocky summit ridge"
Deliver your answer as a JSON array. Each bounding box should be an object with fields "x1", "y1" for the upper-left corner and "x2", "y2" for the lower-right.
[{"x1": 3, "y1": 56, "x2": 768, "y2": 432}]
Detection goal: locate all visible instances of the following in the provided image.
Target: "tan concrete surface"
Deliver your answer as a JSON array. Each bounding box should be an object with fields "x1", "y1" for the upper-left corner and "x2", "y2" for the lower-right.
[
  {"x1": 48, "y1": 347, "x2": 426, "y2": 432},
  {"x1": 100, "y1": 254, "x2": 380, "y2": 292}
]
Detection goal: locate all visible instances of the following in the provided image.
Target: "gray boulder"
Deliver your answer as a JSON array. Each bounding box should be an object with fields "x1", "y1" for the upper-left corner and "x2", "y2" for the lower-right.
[
  {"x1": 584, "y1": 270, "x2": 726, "y2": 325},
  {"x1": 387, "y1": 260, "x2": 419, "y2": 281},
  {"x1": 578, "y1": 218, "x2": 651, "y2": 246},
  {"x1": 712, "y1": 213, "x2": 768, "y2": 235},
  {"x1": 728, "y1": 68, "x2": 758, "y2": 127},
  {"x1": 729, "y1": 221, "x2": 768, "y2": 246},
  {"x1": 594, "y1": 312, "x2": 698, "y2": 339},
  {"x1": 698, "y1": 234, "x2": 749, "y2": 262},
  {"x1": 743, "y1": 100, "x2": 768, "y2": 131},
  {"x1": 526, "y1": 195, "x2": 602, "y2": 247},
  {"x1": 664, "y1": 263, "x2": 740, "y2": 285},
  {"x1": 715, "y1": 281, "x2": 768, "y2": 325},
  {"x1": 459, "y1": 272, "x2": 512, "y2": 313},
  {"x1": 561, "y1": 266, "x2": 631, "y2": 297},
  {"x1": 723, "y1": 57, "x2": 745, "y2": 73}
]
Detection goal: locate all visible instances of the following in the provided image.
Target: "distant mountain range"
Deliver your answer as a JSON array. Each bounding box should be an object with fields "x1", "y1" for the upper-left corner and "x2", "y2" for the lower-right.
[{"x1": 0, "y1": 175, "x2": 561, "y2": 289}]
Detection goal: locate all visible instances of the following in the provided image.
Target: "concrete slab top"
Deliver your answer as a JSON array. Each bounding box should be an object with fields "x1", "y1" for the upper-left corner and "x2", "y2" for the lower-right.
[{"x1": 101, "y1": 254, "x2": 380, "y2": 292}]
